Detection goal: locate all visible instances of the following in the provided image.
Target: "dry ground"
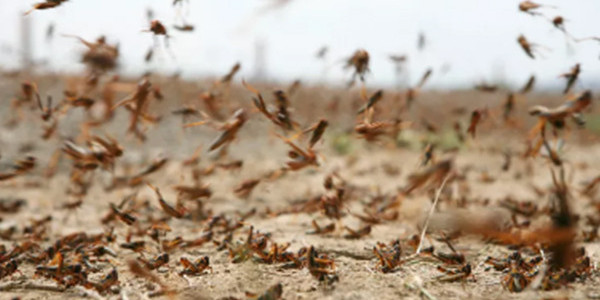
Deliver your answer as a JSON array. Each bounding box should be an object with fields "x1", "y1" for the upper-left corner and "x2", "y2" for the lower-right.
[{"x1": 0, "y1": 74, "x2": 599, "y2": 299}]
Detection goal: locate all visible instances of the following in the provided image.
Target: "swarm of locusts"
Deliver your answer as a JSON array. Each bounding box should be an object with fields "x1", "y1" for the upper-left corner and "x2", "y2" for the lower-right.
[{"x1": 0, "y1": 1, "x2": 599, "y2": 299}]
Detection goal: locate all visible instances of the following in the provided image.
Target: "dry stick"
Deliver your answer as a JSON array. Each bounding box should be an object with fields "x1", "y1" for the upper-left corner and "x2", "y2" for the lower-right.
[
  {"x1": 0, "y1": 282, "x2": 107, "y2": 299},
  {"x1": 415, "y1": 174, "x2": 451, "y2": 255},
  {"x1": 0, "y1": 282, "x2": 66, "y2": 293}
]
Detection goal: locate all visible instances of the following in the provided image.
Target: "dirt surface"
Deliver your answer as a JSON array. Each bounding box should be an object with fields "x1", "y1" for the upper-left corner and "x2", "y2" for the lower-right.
[{"x1": 0, "y1": 75, "x2": 599, "y2": 300}]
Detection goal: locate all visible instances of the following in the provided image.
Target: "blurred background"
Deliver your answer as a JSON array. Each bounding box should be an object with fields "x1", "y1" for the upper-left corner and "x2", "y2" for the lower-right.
[{"x1": 0, "y1": 0, "x2": 598, "y2": 89}]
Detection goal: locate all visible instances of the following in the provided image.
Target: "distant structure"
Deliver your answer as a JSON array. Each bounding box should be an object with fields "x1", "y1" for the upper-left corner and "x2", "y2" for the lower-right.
[
  {"x1": 20, "y1": 14, "x2": 34, "y2": 72},
  {"x1": 417, "y1": 32, "x2": 426, "y2": 52},
  {"x1": 394, "y1": 60, "x2": 410, "y2": 89},
  {"x1": 252, "y1": 39, "x2": 268, "y2": 81}
]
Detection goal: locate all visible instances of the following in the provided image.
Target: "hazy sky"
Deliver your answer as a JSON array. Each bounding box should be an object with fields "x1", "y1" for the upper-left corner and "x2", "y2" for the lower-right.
[{"x1": 0, "y1": 0, "x2": 599, "y2": 89}]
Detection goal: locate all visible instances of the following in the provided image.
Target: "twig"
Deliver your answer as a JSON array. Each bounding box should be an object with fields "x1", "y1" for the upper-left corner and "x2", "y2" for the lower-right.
[
  {"x1": 0, "y1": 282, "x2": 66, "y2": 293},
  {"x1": 0, "y1": 282, "x2": 106, "y2": 299},
  {"x1": 415, "y1": 174, "x2": 451, "y2": 254}
]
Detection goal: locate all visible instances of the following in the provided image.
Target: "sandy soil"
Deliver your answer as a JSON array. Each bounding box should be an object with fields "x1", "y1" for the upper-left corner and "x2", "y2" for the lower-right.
[{"x1": 0, "y1": 75, "x2": 599, "y2": 300}]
